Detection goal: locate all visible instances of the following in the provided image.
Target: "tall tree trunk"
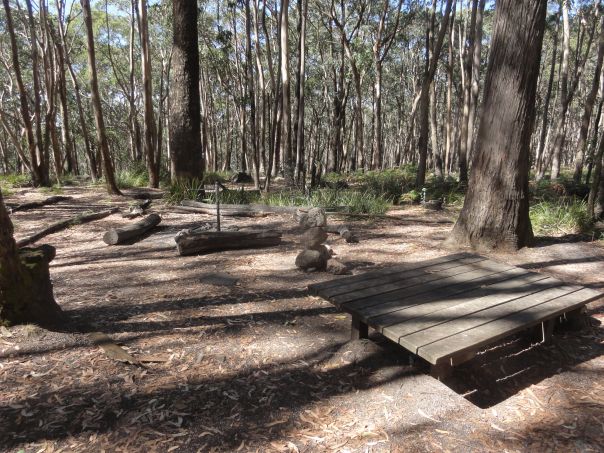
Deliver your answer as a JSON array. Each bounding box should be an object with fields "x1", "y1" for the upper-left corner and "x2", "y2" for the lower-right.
[
  {"x1": 415, "y1": 0, "x2": 453, "y2": 188},
  {"x1": 170, "y1": 0, "x2": 204, "y2": 182},
  {"x1": 573, "y1": 14, "x2": 604, "y2": 183},
  {"x1": 2, "y1": 0, "x2": 47, "y2": 186},
  {"x1": 81, "y1": 0, "x2": 121, "y2": 195},
  {"x1": 245, "y1": 0, "x2": 260, "y2": 189},
  {"x1": 535, "y1": 15, "x2": 559, "y2": 180},
  {"x1": 25, "y1": 0, "x2": 50, "y2": 185},
  {"x1": 294, "y1": 0, "x2": 308, "y2": 187},
  {"x1": 466, "y1": 0, "x2": 486, "y2": 163},
  {"x1": 448, "y1": 0, "x2": 547, "y2": 251},
  {"x1": 138, "y1": 0, "x2": 159, "y2": 187},
  {"x1": 56, "y1": 0, "x2": 97, "y2": 180},
  {"x1": 280, "y1": 0, "x2": 294, "y2": 185},
  {"x1": 458, "y1": 0, "x2": 478, "y2": 185}
]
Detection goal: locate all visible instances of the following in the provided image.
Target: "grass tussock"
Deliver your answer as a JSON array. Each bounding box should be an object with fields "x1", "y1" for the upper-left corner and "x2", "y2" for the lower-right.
[{"x1": 530, "y1": 198, "x2": 592, "y2": 236}]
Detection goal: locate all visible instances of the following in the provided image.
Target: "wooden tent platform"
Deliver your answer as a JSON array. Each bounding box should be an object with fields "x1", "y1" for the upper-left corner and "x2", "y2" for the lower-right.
[{"x1": 308, "y1": 253, "x2": 602, "y2": 378}]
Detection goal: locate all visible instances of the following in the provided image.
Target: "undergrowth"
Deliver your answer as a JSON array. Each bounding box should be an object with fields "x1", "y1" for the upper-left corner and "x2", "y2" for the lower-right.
[
  {"x1": 0, "y1": 174, "x2": 31, "y2": 196},
  {"x1": 530, "y1": 197, "x2": 592, "y2": 236}
]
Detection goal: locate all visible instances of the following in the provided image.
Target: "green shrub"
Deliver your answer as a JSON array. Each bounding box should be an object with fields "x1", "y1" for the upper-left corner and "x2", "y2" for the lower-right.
[
  {"x1": 352, "y1": 167, "x2": 415, "y2": 201},
  {"x1": 263, "y1": 188, "x2": 390, "y2": 215},
  {"x1": 0, "y1": 173, "x2": 31, "y2": 189},
  {"x1": 530, "y1": 198, "x2": 592, "y2": 236},
  {"x1": 203, "y1": 171, "x2": 235, "y2": 185},
  {"x1": 117, "y1": 162, "x2": 149, "y2": 189},
  {"x1": 399, "y1": 189, "x2": 421, "y2": 204},
  {"x1": 205, "y1": 188, "x2": 260, "y2": 205},
  {"x1": 164, "y1": 178, "x2": 205, "y2": 204}
]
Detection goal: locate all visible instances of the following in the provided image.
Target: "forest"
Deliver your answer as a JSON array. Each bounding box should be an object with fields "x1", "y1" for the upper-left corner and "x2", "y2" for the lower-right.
[{"x1": 0, "y1": 0, "x2": 604, "y2": 452}]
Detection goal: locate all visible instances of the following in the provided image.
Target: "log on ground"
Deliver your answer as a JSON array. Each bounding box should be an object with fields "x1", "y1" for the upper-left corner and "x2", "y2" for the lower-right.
[
  {"x1": 17, "y1": 208, "x2": 119, "y2": 247},
  {"x1": 174, "y1": 204, "x2": 268, "y2": 218},
  {"x1": 175, "y1": 229, "x2": 282, "y2": 256},
  {"x1": 103, "y1": 213, "x2": 162, "y2": 245},
  {"x1": 8, "y1": 195, "x2": 72, "y2": 213}
]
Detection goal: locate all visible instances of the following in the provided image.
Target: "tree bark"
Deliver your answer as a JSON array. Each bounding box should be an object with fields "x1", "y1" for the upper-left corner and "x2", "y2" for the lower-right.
[
  {"x1": 103, "y1": 214, "x2": 161, "y2": 245},
  {"x1": 0, "y1": 189, "x2": 63, "y2": 326},
  {"x1": 2, "y1": 0, "x2": 47, "y2": 186},
  {"x1": 572, "y1": 14, "x2": 604, "y2": 183},
  {"x1": 448, "y1": 0, "x2": 547, "y2": 251},
  {"x1": 415, "y1": 0, "x2": 453, "y2": 188},
  {"x1": 280, "y1": 0, "x2": 294, "y2": 186},
  {"x1": 170, "y1": 0, "x2": 204, "y2": 182},
  {"x1": 175, "y1": 229, "x2": 282, "y2": 256},
  {"x1": 81, "y1": 0, "x2": 121, "y2": 195}
]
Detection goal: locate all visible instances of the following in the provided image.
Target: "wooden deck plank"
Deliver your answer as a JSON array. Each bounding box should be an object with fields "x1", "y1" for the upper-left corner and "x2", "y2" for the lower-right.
[
  {"x1": 354, "y1": 267, "x2": 538, "y2": 323},
  {"x1": 335, "y1": 259, "x2": 517, "y2": 308},
  {"x1": 370, "y1": 271, "x2": 549, "y2": 332},
  {"x1": 417, "y1": 286, "x2": 602, "y2": 364},
  {"x1": 391, "y1": 276, "x2": 564, "y2": 348},
  {"x1": 315, "y1": 255, "x2": 485, "y2": 299},
  {"x1": 308, "y1": 252, "x2": 475, "y2": 295}
]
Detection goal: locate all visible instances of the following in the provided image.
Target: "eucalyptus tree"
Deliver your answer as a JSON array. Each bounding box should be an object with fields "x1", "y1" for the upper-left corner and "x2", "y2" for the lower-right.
[
  {"x1": 449, "y1": 0, "x2": 547, "y2": 251},
  {"x1": 81, "y1": 0, "x2": 121, "y2": 195},
  {"x1": 169, "y1": 0, "x2": 203, "y2": 181}
]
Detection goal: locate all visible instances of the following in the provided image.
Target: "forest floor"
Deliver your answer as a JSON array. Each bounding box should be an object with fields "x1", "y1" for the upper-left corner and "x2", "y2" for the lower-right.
[{"x1": 1, "y1": 185, "x2": 603, "y2": 453}]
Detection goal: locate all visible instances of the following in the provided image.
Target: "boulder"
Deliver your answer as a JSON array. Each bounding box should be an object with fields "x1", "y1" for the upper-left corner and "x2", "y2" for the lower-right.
[
  {"x1": 327, "y1": 258, "x2": 350, "y2": 275},
  {"x1": 301, "y1": 227, "x2": 328, "y2": 249},
  {"x1": 297, "y1": 207, "x2": 327, "y2": 228},
  {"x1": 295, "y1": 246, "x2": 329, "y2": 271}
]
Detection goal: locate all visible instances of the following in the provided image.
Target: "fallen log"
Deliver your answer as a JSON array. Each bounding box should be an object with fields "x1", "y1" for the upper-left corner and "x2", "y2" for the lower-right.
[
  {"x1": 181, "y1": 200, "x2": 313, "y2": 215},
  {"x1": 122, "y1": 199, "x2": 152, "y2": 219},
  {"x1": 174, "y1": 204, "x2": 268, "y2": 218},
  {"x1": 103, "y1": 213, "x2": 161, "y2": 245},
  {"x1": 8, "y1": 195, "x2": 72, "y2": 213},
  {"x1": 326, "y1": 225, "x2": 359, "y2": 243},
  {"x1": 17, "y1": 207, "x2": 119, "y2": 247},
  {"x1": 175, "y1": 229, "x2": 282, "y2": 256}
]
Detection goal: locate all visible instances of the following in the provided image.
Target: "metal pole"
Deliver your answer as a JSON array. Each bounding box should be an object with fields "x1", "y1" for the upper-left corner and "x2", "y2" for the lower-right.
[{"x1": 215, "y1": 181, "x2": 221, "y2": 231}]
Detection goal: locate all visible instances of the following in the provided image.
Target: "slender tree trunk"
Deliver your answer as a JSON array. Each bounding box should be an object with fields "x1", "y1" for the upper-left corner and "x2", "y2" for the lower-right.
[
  {"x1": 294, "y1": 0, "x2": 307, "y2": 187},
  {"x1": 137, "y1": 0, "x2": 159, "y2": 187},
  {"x1": 280, "y1": 0, "x2": 294, "y2": 186},
  {"x1": 415, "y1": 0, "x2": 453, "y2": 188},
  {"x1": 448, "y1": 0, "x2": 547, "y2": 251},
  {"x1": 573, "y1": 14, "x2": 604, "y2": 183},
  {"x1": 466, "y1": 0, "x2": 485, "y2": 163},
  {"x1": 245, "y1": 0, "x2": 260, "y2": 189},
  {"x1": 81, "y1": 0, "x2": 121, "y2": 195},
  {"x1": 458, "y1": 0, "x2": 477, "y2": 185},
  {"x1": 170, "y1": 0, "x2": 204, "y2": 182},
  {"x1": 2, "y1": 0, "x2": 46, "y2": 186},
  {"x1": 535, "y1": 16, "x2": 559, "y2": 180}
]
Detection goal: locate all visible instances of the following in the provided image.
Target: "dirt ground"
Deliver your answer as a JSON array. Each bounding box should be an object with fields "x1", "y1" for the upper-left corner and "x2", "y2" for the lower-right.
[{"x1": 1, "y1": 186, "x2": 603, "y2": 453}]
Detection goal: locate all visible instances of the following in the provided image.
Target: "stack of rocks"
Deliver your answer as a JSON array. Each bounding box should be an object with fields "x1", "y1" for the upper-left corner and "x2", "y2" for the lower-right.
[{"x1": 295, "y1": 208, "x2": 348, "y2": 274}]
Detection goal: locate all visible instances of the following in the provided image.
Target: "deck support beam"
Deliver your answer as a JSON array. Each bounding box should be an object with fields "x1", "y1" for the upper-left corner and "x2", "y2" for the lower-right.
[{"x1": 351, "y1": 314, "x2": 368, "y2": 340}]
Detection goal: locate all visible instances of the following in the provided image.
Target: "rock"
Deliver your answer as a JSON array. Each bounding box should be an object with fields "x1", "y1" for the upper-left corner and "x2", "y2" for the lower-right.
[
  {"x1": 295, "y1": 248, "x2": 328, "y2": 271},
  {"x1": 421, "y1": 199, "x2": 443, "y2": 210},
  {"x1": 297, "y1": 207, "x2": 327, "y2": 228},
  {"x1": 231, "y1": 172, "x2": 253, "y2": 183},
  {"x1": 301, "y1": 227, "x2": 328, "y2": 248},
  {"x1": 327, "y1": 258, "x2": 350, "y2": 275}
]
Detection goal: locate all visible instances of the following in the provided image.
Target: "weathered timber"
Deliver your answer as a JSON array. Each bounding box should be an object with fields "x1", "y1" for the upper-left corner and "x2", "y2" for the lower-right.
[
  {"x1": 103, "y1": 213, "x2": 161, "y2": 245},
  {"x1": 17, "y1": 207, "x2": 119, "y2": 247},
  {"x1": 175, "y1": 229, "x2": 282, "y2": 255},
  {"x1": 8, "y1": 195, "x2": 71, "y2": 213},
  {"x1": 326, "y1": 225, "x2": 358, "y2": 243},
  {"x1": 122, "y1": 199, "x2": 152, "y2": 219},
  {"x1": 175, "y1": 204, "x2": 267, "y2": 218},
  {"x1": 310, "y1": 253, "x2": 603, "y2": 373}
]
